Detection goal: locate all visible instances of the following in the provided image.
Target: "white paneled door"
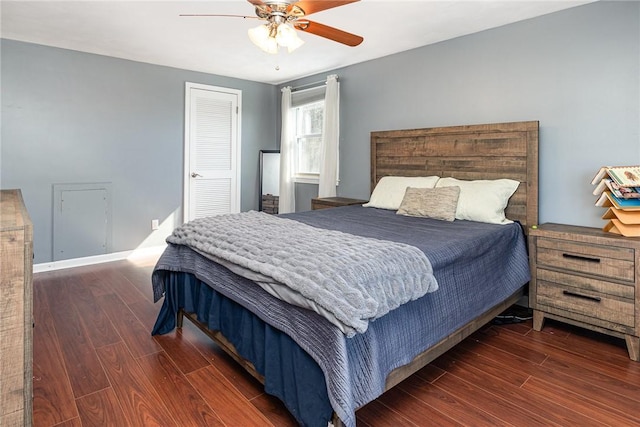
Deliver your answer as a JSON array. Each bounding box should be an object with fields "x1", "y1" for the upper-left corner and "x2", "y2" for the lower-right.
[{"x1": 184, "y1": 83, "x2": 241, "y2": 222}]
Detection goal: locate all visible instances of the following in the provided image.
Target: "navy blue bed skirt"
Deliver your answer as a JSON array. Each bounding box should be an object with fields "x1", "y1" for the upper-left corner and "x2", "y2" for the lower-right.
[{"x1": 152, "y1": 270, "x2": 333, "y2": 426}]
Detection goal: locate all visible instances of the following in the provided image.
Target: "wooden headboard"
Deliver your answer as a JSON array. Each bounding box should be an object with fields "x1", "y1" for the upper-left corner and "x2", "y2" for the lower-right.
[{"x1": 370, "y1": 121, "x2": 539, "y2": 231}]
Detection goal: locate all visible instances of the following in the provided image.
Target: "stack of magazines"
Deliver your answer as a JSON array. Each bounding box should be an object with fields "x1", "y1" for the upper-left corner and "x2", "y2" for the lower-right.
[{"x1": 592, "y1": 165, "x2": 640, "y2": 236}]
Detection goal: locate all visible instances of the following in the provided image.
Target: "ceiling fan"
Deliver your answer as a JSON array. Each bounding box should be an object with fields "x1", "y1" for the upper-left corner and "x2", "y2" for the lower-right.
[{"x1": 181, "y1": 0, "x2": 364, "y2": 54}]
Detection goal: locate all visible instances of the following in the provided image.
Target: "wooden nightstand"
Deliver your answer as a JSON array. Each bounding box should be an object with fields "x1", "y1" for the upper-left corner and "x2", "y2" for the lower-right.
[
  {"x1": 311, "y1": 197, "x2": 368, "y2": 210},
  {"x1": 529, "y1": 223, "x2": 640, "y2": 361}
]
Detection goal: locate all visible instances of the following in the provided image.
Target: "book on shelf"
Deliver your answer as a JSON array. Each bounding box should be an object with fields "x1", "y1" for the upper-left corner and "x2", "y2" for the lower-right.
[
  {"x1": 612, "y1": 182, "x2": 640, "y2": 199},
  {"x1": 592, "y1": 165, "x2": 640, "y2": 188},
  {"x1": 603, "y1": 191, "x2": 640, "y2": 211},
  {"x1": 594, "y1": 178, "x2": 640, "y2": 199}
]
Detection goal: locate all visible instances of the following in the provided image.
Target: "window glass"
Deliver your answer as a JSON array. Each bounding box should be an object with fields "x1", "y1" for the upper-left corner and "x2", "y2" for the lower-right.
[
  {"x1": 294, "y1": 100, "x2": 324, "y2": 178},
  {"x1": 296, "y1": 136, "x2": 322, "y2": 174}
]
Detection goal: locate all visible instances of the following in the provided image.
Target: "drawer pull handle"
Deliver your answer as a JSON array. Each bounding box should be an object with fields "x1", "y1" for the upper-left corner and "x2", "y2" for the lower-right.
[
  {"x1": 562, "y1": 253, "x2": 600, "y2": 263},
  {"x1": 562, "y1": 290, "x2": 601, "y2": 303}
]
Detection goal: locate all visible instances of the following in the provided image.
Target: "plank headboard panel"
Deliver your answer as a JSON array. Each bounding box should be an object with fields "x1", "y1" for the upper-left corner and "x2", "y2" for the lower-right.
[{"x1": 370, "y1": 121, "x2": 539, "y2": 231}]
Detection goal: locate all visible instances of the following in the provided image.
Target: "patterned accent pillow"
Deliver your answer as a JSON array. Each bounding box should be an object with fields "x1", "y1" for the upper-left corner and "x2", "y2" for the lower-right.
[{"x1": 396, "y1": 186, "x2": 460, "y2": 221}]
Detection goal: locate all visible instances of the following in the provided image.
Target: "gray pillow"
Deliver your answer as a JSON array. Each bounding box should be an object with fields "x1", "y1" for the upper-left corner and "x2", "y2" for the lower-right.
[{"x1": 396, "y1": 186, "x2": 461, "y2": 221}]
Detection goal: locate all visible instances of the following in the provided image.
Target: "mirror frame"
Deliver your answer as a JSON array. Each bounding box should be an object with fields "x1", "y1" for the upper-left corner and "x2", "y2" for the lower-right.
[{"x1": 259, "y1": 149, "x2": 280, "y2": 211}]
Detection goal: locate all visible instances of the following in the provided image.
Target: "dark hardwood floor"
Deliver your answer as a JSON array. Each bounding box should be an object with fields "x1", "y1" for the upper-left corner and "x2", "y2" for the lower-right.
[{"x1": 33, "y1": 257, "x2": 640, "y2": 426}]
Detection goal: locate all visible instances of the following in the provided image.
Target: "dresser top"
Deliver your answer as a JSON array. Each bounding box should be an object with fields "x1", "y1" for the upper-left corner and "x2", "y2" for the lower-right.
[
  {"x1": 1, "y1": 189, "x2": 33, "y2": 232},
  {"x1": 531, "y1": 222, "x2": 640, "y2": 248}
]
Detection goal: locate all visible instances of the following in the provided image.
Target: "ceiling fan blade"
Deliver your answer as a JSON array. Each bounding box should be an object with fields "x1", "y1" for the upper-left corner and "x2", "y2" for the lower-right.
[
  {"x1": 293, "y1": 0, "x2": 360, "y2": 16},
  {"x1": 294, "y1": 20, "x2": 363, "y2": 47}
]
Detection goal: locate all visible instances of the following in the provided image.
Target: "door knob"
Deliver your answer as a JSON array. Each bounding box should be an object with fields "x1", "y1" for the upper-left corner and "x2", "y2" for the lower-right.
[{"x1": 191, "y1": 172, "x2": 202, "y2": 178}]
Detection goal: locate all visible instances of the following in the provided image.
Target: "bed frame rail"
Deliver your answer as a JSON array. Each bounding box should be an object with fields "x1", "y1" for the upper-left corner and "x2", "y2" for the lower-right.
[{"x1": 178, "y1": 309, "x2": 265, "y2": 384}]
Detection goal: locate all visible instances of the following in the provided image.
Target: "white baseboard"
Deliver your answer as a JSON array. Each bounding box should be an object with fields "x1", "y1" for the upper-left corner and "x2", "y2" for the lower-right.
[{"x1": 34, "y1": 245, "x2": 166, "y2": 273}]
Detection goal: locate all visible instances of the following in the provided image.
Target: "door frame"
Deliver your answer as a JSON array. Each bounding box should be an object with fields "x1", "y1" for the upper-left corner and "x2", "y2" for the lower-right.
[{"x1": 183, "y1": 82, "x2": 242, "y2": 223}]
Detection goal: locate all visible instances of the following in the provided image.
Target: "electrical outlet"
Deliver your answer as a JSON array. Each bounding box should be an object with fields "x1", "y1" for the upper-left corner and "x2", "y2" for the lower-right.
[{"x1": 151, "y1": 219, "x2": 159, "y2": 230}]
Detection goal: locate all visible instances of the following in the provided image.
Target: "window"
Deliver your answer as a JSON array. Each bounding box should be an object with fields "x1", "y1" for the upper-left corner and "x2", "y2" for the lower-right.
[
  {"x1": 293, "y1": 99, "x2": 324, "y2": 182},
  {"x1": 287, "y1": 82, "x2": 339, "y2": 186},
  {"x1": 280, "y1": 76, "x2": 339, "y2": 210}
]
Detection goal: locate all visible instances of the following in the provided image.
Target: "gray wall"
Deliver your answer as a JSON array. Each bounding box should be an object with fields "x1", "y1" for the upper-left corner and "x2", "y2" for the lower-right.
[
  {"x1": 1, "y1": 40, "x2": 278, "y2": 263},
  {"x1": 2, "y1": 1, "x2": 638, "y2": 263},
  {"x1": 283, "y1": 1, "x2": 640, "y2": 222}
]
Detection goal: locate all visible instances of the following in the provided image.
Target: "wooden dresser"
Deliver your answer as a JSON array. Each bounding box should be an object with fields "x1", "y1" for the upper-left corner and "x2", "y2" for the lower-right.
[
  {"x1": 1, "y1": 189, "x2": 34, "y2": 425},
  {"x1": 311, "y1": 197, "x2": 368, "y2": 210},
  {"x1": 529, "y1": 223, "x2": 640, "y2": 361}
]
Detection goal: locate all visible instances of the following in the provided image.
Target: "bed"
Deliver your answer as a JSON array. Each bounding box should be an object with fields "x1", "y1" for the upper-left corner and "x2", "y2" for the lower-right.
[{"x1": 151, "y1": 120, "x2": 539, "y2": 427}]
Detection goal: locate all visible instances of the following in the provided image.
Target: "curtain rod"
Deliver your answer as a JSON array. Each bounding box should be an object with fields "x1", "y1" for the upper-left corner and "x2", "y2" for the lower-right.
[
  {"x1": 291, "y1": 80, "x2": 325, "y2": 92},
  {"x1": 291, "y1": 76, "x2": 338, "y2": 92}
]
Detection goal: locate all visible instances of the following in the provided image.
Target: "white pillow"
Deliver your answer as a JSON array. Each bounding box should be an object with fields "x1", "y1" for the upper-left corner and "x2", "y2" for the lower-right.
[
  {"x1": 435, "y1": 177, "x2": 520, "y2": 224},
  {"x1": 363, "y1": 176, "x2": 440, "y2": 210}
]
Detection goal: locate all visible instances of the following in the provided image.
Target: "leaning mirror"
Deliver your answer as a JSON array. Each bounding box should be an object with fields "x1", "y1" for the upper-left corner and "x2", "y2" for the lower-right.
[{"x1": 259, "y1": 150, "x2": 280, "y2": 214}]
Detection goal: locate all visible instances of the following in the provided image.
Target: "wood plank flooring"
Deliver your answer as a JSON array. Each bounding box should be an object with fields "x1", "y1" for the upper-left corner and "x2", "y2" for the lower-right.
[{"x1": 33, "y1": 257, "x2": 640, "y2": 426}]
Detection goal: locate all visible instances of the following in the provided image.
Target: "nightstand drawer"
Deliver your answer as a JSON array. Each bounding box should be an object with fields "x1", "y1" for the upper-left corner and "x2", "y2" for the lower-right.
[
  {"x1": 537, "y1": 269, "x2": 635, "y2": 299},
  {"x1": 536, "y1": 278, "x2": 635, "y2": 328},
  {"x1": 536, "y1": 237, "x2": 635, "y2": 283}
]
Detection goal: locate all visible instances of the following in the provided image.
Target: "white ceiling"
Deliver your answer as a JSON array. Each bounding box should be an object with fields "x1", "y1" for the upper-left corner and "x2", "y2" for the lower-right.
[{"x1": 1, "y1": 0, "x2": 594, "y2": 85}]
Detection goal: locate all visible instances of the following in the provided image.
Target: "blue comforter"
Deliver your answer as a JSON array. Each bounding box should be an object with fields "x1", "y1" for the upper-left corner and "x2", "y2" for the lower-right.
[{"x1": 152, "y1": 206, "x2": 530, "y2": 427}]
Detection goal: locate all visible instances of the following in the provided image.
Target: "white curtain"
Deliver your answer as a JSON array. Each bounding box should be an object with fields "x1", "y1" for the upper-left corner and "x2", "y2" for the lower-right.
[
  {"x1": 278, "y1": 86, "x2": 296, "y2": 213},
  {"x1": 318, "y1": 75, "x2": 340, "y2": 198}
]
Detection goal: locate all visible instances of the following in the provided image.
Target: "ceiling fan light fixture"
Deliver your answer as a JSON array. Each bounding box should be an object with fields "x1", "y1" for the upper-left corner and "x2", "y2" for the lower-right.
[
  {"x1": 248, "y1": 24, "x2": 278, "y2": 53},
  {"x1": 248, "y1": 20, "x2": 304, "y2": 54},
  {"x1": 276, "y1": 22, "x2": 305, "y2": 52},
  {"x1": 285, "y1": 36, "x2": 305, "y2": 53},
  {"x1": 264, "y1": 37, "x2": 279, "y2": 54}
]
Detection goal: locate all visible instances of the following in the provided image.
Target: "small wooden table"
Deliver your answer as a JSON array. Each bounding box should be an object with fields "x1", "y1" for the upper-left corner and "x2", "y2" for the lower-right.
[
  {"x1": 528, "y1": 222, "x2": 640, "y2": 361},
  {"x1": 311, "y1": 197, "x2": 368, "y2": 210}
]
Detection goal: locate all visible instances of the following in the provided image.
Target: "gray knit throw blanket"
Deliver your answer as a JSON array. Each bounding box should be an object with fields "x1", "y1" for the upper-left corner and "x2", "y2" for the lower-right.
[{"x1": 166, "y1": 211, "x2": 438, "y2": 335}]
